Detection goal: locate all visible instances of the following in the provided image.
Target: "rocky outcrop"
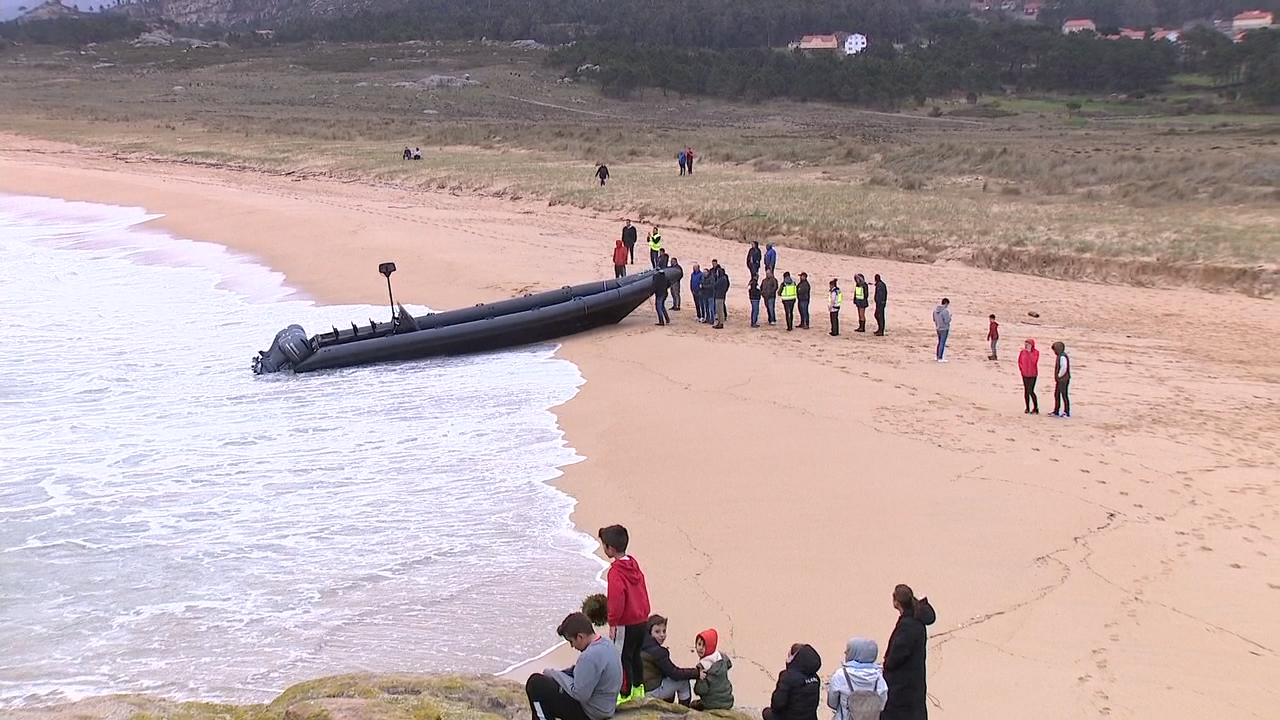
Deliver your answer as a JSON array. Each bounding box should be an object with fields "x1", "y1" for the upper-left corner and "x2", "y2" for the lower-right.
[
  {"x1": 14, "y1": 0, "x2": 80, "y2": 23},
  {"x1": 5, "y1": 674, "x2": 757, "y2": 720}
]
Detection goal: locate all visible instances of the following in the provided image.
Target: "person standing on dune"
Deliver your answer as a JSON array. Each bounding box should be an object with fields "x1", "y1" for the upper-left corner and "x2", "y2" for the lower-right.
[
  {"x1": 746, "y1": 241, "x2": 762, "y2": 280},
  {"x1": 797, "y1": 273, "x2": 811, "y2": 330},
  {"x1": 1050, "y1": 341, "x2": 1071, "y2": 418},
  {"x1": 780, "y1": 272, "x2": 798, "y2": 331},
  {"x1": 713, "y1": 267, "x2": 731, "y2": 330},
  {"x1": 647, "y1": 227, "x2": 663, "y2": 270},
  {"x1": 933, "y1": 298, "x2": 951, "y2": 363},
  {"x1": 669, "y1": 257, "x2": 682, "y2": 311},
  {"x1": 760, "y1": 270, "x2": 779, "y2": 326},
  {"x1": 852, "y1": 274, "x2": 869, "y2": 333},
  {"x1": 596, "y1": 164, "x2": 610, "y2": 187},
  {"x1": 881, "y1": 585, "x2": 935, "y2": 720}
]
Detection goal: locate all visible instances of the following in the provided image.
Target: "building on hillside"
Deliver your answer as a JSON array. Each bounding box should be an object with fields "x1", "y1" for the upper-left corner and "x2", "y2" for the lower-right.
[
  {"x1": 1062, "y1": 18, "x2": 1096, "y2": 34},
  {"x1": 1151, "y1": 29, "x2": 1180, "y2": 42},
  {"x1": 1232, "y1": 10, "x2": 1274, "y2": 33},
  {"x1": 795, "y1": 34, "x2": 840, "y2": 51},
  {"x1": 1022, "y1": 1, "x2": 1040, "y2": 20}
]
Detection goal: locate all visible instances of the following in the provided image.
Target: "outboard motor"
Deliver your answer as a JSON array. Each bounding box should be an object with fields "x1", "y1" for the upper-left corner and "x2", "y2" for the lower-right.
[{"x1": 252, "y1": 324, "x2": 315, "y2": 375}]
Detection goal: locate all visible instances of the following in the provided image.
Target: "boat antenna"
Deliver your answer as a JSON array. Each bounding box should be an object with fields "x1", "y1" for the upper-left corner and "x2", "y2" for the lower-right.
[{"x1": 378, "y1": 262, "x2": 398, "y2": 326}]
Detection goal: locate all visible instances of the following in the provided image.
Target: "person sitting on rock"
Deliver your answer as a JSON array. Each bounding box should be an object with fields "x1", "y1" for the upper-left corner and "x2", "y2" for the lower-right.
[
  {"x1": 641, "y1": 614, "x2": 700, "y2": 705},
  {"x1": 525, "y1": 612, "x2": 623, "y2": 720},
  {"x1": 691, "y1": 629, "x2": 734, "y2": 710}
]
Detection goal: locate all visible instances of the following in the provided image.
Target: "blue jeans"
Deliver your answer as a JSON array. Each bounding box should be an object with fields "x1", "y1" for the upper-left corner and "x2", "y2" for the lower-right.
[
  {"x1": 750, "y1": 297, "x2": 760, "y2": 326},
  {"x1": 936, "y1": 329, "x2": 949, "y2": 360},
  {"x1": 798, "y1": 299, "x2": 810, "y2": 327},
  {"x1": 764, "y1": 296, "x2": 777, "y2": 324},
  {"x1": 656, "y1": 294, "x2": 670, "y2": 324}
]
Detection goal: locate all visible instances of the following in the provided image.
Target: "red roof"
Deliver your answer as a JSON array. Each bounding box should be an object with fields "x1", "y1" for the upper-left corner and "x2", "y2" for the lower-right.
[
  {"x1": 1063, "y1": 18, "x2": 1095, "y2": 27},
  {"x1": 1234, "y1": 10, "x2": 1273, "y2": 21}
]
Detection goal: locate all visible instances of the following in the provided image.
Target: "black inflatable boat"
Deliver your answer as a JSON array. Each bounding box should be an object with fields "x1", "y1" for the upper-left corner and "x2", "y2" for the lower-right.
[{"x1": 252, "y1": 266, "x2": 683, "y2": 375}]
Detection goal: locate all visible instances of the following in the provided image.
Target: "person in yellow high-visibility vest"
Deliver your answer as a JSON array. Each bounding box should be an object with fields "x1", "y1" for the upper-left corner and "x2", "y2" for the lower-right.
[
  {"x1": 853, "y1": 273, "x2": 870, "y2": 333},
  {"x1": 647, "y1": 227, "x2": 663, "y2": 269},
  {"x1": 779, "y1": 272, "x2": 798, "y2": 331},
  {"x1": 828, "y1": 279, "x2": 843, "y2": 337}
]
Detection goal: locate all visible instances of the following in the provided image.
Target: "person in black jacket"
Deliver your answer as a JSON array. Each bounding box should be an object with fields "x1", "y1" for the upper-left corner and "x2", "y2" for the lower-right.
[
  {"x1": 762, "y1": 643, "x2": 822, "y2": 720},
  {"x1": 881, "y1": 584, "x2": 936, "y2": 720},
  {"x1": 873, "y1": 275, "x2": 888, "y2": 336},
  {"x1": 712, "y1": 269, "x2": 731, "y2": 329},
  {"x1": 653, "y1": 269, "x2": 671, "y2": 326},
  {"x1": 621, "y1": 220, "x2": 638, "y2": 265},
  {"x1": 640, "y1": 615, "x2": 701, "y2": 705},
  {"x1": 796, "y1": 273, "x2": 812, "y2": 329},
  {"x1": 746, "y1": 241, "x2": 762, "y2": 280}
]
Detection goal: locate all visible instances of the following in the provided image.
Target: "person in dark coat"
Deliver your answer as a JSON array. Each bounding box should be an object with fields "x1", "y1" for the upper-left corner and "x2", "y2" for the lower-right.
[
  {"x1": 653, "y1": 268, "x2": 671, "y2": 326},
  {"x1": 700, "y1": 263, "x2": 719, "y2": 326},
  {"x1": 881, "y1": 585, "x2": 936, "y2": 720},
  {"x1": 595, "y1": 164, "x2": 610, "y2": 186},
  {"x1": 746, "y1": 242, "x2": 762, "y2": 280},
  {"x1": 621, "y1": 220, "x2": 638, "y2": 265},
  {"x1": 796, "y1": 273, "x2": 812, "y2": 329},
  {"x1": 712, "y1": 268, "x2": 731, "y2": 330},
  {"x1": 762, "y1": 643, "x2": 822, "y2": 720},
  {"x1": 873, "y1": 275, "x2": 888, "y2": 336}
]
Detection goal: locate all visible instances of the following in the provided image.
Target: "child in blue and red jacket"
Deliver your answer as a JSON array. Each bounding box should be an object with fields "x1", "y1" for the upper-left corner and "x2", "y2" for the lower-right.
[{"x1": 598, "y1": 524, "x2": 652, "y2": 702}]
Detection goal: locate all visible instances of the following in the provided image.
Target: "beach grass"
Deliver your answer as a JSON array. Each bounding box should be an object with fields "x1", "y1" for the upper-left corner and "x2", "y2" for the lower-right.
[{"x1": 1, "y1": 40, "x2": 1277, "y2": 293}]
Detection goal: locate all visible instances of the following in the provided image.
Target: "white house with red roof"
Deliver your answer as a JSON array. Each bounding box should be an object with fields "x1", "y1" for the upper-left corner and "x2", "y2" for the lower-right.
[{"x1": 1062, "y1": 18, "x2": 1097, "y2": 34}]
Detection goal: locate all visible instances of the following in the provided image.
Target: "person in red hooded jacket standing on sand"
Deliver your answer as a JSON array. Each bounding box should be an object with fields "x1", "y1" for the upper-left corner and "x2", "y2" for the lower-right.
[
  {"x1": 598, "y1": 525, "x2": 652, "y2": 703},
  {"x1": 1018, "y1": 339, "x2": 1040, "y2": 414},
  {"x1": 612, "y1": 240, "x2": 628, "y2": 279}
]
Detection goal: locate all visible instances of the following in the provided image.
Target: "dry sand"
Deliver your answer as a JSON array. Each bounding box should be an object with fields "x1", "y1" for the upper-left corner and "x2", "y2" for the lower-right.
[{"x1": 4, "y1": 137, "x2": 1280, "y2": 720}]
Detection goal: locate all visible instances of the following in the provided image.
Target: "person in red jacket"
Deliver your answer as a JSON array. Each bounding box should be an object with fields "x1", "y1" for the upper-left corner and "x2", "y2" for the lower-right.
[
  {"x1": 987, "y1": 314, "x2": 1000, "y2": 361},
  {"x1": 598, "y1": 524, "x2": 652, "y2": 702},
  {"x1": 1018, "y1": 339, "x2": 1040, "y2": 414},
  {"x1": 612, "y1": 240, "x2": 628, "y2": 279}
]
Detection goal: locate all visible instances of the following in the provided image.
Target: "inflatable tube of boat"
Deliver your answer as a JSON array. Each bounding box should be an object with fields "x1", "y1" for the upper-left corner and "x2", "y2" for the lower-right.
[{"x1": 252, "y1": 267, "x2": 682, "y2": 374}]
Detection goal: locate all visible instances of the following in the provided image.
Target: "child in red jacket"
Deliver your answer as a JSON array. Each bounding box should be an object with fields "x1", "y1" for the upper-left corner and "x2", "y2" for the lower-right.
[
  {"x1": 987, "y1": 314, "x2": 1000, "y2": 361},
  {"x1": 599, "y1": 524, "x2": 652, "y2": 702},
  {"x1": 1018, "y1": 339, "x2": 1040, "y2": 414}
]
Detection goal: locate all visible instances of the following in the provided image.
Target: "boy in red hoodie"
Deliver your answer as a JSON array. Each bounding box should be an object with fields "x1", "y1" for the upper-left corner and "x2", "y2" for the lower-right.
[
  {"x1": 987, "y1": 314, "x2": 1000, "y2": 361},
  {"x1": 598, "y1": 524, "x2": 651, "y2": 703}
]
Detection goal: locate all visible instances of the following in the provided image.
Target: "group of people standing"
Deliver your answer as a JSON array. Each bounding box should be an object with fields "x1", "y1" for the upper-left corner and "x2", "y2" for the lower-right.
[
  {"x1": 525, "y1": 524, "x2": 938, "y2": 720},
  {"x1": 677, "y1": 147, "x2": 697, "y2": 176}
]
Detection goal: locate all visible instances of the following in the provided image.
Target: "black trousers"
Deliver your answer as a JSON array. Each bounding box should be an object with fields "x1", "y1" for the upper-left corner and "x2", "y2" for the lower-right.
[
  {"x1": 1022, "y1": 376, "x2": 1039, "y2": 412},
  {"x1": 620, "y1": 622, "x2": 647, "y2": 694},
  {"x1": 625, "y1": 243, "x2": 635, "y2": 264},
  {"x1": 829, "y1": 310, "x2": 840, "y2": 336},
  {"x1": 1054, "y1": 378, "x2": 1071, "y2": 415},
  {"x1": 614, "y1": 264, "x2": 626, "y2": 278},
  {"x1": 874, "y1": 303, "x2": 885, "y2": 334},
  {"x1": 798, "y1": 300, "x2": 810, "y2": 327},
  {"x1": 782, "y1": 299, "x2": 795, "y2": 330},
  {"x1": 527, "y1": 673, "x2": 591, "y2": 720}
]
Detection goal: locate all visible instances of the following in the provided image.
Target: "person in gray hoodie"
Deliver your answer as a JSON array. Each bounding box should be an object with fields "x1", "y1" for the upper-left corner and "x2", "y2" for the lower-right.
[
  {"x1": 527, "y1": 612, "x2": 623, "y2": 720},
  {"x1": 826, "y1": 638, "x2": 887, "y2": 720},
  {"x1": 932, "y1": 298, "x2": 952, "y2": 363}
]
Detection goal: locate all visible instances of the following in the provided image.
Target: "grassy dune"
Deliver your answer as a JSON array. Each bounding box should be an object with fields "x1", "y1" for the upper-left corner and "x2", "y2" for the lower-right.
[{"x1": 1, "y1": 40, "x2": 1277, "y2": 293}]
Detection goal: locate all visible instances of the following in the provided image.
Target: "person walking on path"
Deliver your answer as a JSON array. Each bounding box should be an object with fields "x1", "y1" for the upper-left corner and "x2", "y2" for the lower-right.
[
  {"x1": 933, "y1": 298, "x2": 952, "y2": 362},
  {"x1": 713, "y1": 267, "x2": 731, "y2": 330},
  {"x1": 779, "y1": 272, "x2": 798, "y2": 331},
  {"x1": 987, "y1": 315, "x2": 1000, "y2": 360},
  {"x1": 763, "y1": 243, "x2": 777, "y2": 274},
  {"x1": 746, "y1": 241, "x2": 762, "y2": 280},
  {"x1": 621, "y1": 220, "x2": 638, "y2": 265},
  {"x1": 689, "y1": 264, "x2": 704, "y2": 322},
  {"x1": 748, "y1": 277, "x2": 762, "y2": 328},
  {"x1": 760, "y1": 270, "x2": 779, "y2": 325},
  {"x1": 1050, "y1": 341, "x2": 1071, "y2": 418},
  {"x1": 852, "y1": 274, "x2": 870, "y2": 333},
  {"x1": 654, "y1": 269, "x2": 671, "y2": 326},
  {"x1": 647, "y1": 227, "x2": 663, "y2": 270},
  {"x1": 1018, "y1": 339, "x2": 1040, "y2": 414},
  {"x1": 797, "y1": 273, "x2": 811, "y2": 329},
  {"x1": 881, "y1": 585, "x2": 936, "y2": 720},
  {"x1": 612, "y1": 239, "x2": 628, "y2": 279},
  {"x1": 525, "y1": 612, "x2": 622, "y2": 720},
  {"x1": 595, "y1": 164, "x2": 610, "y2": 187},
  {"x1": 873, "y1": 275, "x2": 888, "y2": 336},
  {"x1": 828, "y1": 279, "x2": 843, "y2": 337},
  {"x1": 668, "y1": 258, "x2": 682, "y2": 310}
]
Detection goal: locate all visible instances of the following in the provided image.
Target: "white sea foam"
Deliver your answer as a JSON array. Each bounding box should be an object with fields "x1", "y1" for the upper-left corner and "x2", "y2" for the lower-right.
[{"x1": 0, "y1": 194, "x2": 605, "y2": 709}]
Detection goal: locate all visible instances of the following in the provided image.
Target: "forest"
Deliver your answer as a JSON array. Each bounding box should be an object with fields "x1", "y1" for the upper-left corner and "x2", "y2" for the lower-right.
[{"x1": 549, "y1": 20, "x2": 1279, "y2": 107}]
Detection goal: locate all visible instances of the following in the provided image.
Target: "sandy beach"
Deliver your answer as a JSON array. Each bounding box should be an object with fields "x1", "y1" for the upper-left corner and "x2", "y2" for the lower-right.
[{"x1": 4, "y1": 136, "x2": 1279, "y2": 719}]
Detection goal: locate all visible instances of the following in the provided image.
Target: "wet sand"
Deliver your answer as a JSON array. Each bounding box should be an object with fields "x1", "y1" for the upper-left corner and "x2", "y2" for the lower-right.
[{"x1": 4, "y1": 136, "x2": 1279, "y2": 719}]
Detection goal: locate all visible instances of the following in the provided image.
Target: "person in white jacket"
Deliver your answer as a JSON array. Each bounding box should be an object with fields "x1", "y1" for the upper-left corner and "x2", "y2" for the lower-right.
[{"x1": 826, "y1": 637, "x2": 888, "y2": 720}]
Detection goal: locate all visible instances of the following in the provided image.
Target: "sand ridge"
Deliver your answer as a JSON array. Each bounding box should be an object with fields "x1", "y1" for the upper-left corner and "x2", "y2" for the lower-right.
[{"x1": 3, "y1": 137, "x2": 1279, "y2": 719}]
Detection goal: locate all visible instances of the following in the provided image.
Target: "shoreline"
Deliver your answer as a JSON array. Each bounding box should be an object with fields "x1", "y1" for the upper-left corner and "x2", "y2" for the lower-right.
[{"x1": 4, "y1": 136, "x2": 1280, "y2": 719}]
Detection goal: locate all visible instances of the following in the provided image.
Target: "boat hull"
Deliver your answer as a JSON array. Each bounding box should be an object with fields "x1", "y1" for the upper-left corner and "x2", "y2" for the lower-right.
[{"x1": 253, "y1": 267, "x2": 682, "y2": 374}]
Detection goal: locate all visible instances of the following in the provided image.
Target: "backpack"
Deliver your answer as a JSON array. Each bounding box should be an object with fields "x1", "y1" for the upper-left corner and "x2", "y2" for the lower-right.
[{"x1": 840, "y1": 669, "x2": 882, "y2": 720}]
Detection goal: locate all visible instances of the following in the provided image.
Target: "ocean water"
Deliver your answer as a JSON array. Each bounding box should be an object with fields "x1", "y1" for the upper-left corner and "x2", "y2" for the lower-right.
[{"x1": 0, "y1": 194, "x2": 603, "y2": 708}]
